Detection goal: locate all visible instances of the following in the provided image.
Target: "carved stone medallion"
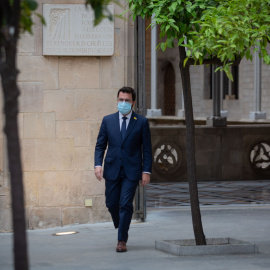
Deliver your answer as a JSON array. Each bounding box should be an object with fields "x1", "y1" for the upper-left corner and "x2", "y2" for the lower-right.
[{"x1": 153, "y1": 142, "x2": 182, "y2": 174}]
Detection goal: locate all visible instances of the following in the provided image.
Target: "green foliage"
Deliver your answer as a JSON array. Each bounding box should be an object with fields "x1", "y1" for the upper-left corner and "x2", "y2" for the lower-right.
[
  {"x1": 0, "y1": 0, "x2": 41, "y2": 41},
  {"x1": 85, "y1": 0, "x2": 121, "y2": 25},
  {"x1": 128, "y1": 0, "x2": 218, "y2": 47},
  {"x1": 20, "y1": 0, "x2": 40, "y2": 34},
  {"x1": 187, "y1": 0, "x2": 270, "y2": 77},
  {"x1": 127, "y1": 0, "x2": 270, "y2": 80}
]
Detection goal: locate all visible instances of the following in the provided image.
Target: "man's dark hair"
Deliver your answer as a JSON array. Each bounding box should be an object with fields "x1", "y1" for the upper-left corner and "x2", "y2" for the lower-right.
[{"x1": 117, "y1": 87, "x2": 136, "y2": 101}]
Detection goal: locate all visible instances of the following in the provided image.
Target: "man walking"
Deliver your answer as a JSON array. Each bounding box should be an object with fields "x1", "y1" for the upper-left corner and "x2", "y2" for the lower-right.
[{"x1": 94, "y1": 86, "x2": 152, "y2": 252}]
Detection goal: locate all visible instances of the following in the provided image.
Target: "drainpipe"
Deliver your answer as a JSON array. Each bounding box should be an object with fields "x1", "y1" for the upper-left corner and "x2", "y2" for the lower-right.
[{"x1": 136, "y1": 16, "x2": 146, "y2": 116}]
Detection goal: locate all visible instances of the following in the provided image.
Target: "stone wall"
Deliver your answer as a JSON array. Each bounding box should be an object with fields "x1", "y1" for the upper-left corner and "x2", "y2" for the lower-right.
[
  {"x1": 150, "y1": 120, "x2": 270, "y2": 183},
  {"x1": 0, "y1": 0, "x2": 134, "y2": 232}
]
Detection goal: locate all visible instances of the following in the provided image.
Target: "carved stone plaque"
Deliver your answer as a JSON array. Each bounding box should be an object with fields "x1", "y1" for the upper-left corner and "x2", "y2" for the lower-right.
[
  {"x1": 250, "y1": 141, "x2": 270, "y2": 173},
  {"x1": 43, "y1": 4, "x2": 114, "y2": 56},
  {"x1": 153, "y1": 142, "x2": 182, "y2": 175}
]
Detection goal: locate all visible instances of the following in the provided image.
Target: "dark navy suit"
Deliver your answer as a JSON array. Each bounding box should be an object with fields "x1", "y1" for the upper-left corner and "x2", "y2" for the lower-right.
[{"x1": 94, "y1": 111, "x2": 152, "y2": 241}]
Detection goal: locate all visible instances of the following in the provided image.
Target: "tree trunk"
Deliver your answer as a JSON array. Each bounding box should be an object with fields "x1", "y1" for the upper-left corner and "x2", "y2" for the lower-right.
[
  {"x1": 1, "y1": 46, "x2": 29, "y2": 270},
  {"x1": 0, "y1": 1, "x2": 29, "y2": 269},
  {"x1": 178, "y1": 45, "x2": 206, "y2": 245}
]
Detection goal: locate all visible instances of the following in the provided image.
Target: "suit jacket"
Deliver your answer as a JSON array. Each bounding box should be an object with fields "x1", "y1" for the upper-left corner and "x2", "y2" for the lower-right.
[{"x1": 94, "y1": 111, "x2": 152, "y2": 181}]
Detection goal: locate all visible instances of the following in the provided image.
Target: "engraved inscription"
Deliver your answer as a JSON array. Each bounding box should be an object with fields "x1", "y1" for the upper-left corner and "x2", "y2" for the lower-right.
[{"x1": 43, "y1": 4, "x2": 114, "y2": 56}]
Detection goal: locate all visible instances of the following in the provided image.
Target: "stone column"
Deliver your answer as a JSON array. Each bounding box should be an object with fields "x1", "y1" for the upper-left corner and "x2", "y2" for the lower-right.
[
  {"x1": 147, "y1": 14, "x2": 162, "y2": 117},
  {"x1": 207, "y1": 66, "x2": 227, "y2": 126},
  {"x1": 213, "y1": 66, "x2": 221, "y2": 117},
  {"x1": 249, "y1": 45, "x2": 266, "y2": 119},
  {"x1": 220, "y1": 71, "x2": 228, "y2": 117},
  {"x1": 177, "y1": 92, "x2": 185, "y2": 117},
  {"x1": 178, "y1": 37, "x2": 187, "y2": 118}
]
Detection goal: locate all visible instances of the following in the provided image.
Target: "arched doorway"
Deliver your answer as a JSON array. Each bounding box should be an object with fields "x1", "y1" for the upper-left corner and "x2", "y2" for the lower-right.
[{"x1": 163, "y1": 62, "x2": 175, "y2": 115}]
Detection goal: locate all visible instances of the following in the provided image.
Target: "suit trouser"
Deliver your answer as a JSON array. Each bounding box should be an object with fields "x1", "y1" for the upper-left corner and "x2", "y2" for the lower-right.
[{"x1": 105, "y1": 167, "x2": 139, "y2": 242}]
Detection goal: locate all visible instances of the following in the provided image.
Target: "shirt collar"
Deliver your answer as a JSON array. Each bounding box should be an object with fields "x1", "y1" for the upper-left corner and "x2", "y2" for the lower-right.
[{"x1": 119, "y1": 110, "x2": 132, "y2": 120}]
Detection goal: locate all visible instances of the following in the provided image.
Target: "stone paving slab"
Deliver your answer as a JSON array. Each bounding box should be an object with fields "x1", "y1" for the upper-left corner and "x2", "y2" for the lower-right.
[
  {"x1": 147, "y1": 180, "x2": 270, "y2": 207},
  {"x1": 156, "y1": 238, "x2": 259, "y2": 256},
  {"x1": 0, "y1": 206, "x2": 269, "y2": 270}
]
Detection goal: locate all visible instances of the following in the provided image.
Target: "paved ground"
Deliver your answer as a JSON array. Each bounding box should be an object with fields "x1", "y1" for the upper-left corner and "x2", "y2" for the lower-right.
[
  {"x1": 1, "y1": 205, "x2": 270, "y2": 270},
  {"x1": 146, "y1": 180, "x2": 270, "y2": 207}
]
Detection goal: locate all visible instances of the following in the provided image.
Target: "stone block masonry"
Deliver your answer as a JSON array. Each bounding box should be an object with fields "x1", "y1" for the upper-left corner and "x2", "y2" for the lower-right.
[
  {"x1": 149, "y1": 120, "x2": 270, "y2": 183},
  {"x1": 0, "y1": 1, "x2": 135, "y2": 231}
]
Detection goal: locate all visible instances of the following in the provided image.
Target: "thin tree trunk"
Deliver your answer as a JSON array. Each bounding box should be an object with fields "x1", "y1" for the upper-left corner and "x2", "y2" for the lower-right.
[
  {"x1": 1, "y1": 46, "x2": 29, "y2": 270},
  {"x1": 0, "y1": 1, "x2": 29, "y2": 269},
  {"x1": 178, "y1": 45, "x2": 206, "y2": 245}
]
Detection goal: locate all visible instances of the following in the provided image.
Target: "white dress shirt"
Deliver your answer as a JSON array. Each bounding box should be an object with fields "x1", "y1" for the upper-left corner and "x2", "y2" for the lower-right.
[{"x1": 119, "y1": 110, "x2": 132, "y2": 130}]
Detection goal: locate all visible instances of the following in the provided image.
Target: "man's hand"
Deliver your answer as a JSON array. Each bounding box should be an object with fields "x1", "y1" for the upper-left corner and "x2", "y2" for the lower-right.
[
  {"x1": 141, "y1": 173, "x2": 150, "y2": 187},
  {"x1": 95, "y1": 167, "x2": 103, "y2": 181}
]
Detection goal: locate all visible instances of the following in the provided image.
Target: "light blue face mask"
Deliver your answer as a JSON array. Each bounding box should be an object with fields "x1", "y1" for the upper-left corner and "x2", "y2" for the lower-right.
[{"x1": 118, "y1": 102, "x2": 132, "y2": 115}]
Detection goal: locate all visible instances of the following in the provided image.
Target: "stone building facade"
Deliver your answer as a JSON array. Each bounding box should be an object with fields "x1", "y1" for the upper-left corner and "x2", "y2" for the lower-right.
[
  {"x1": 145, "y1": 18, "x2": 270, "y2": 121},
  {"x1": 0, "y1": 0, "x2": 134, "y2": 232},
  {"x1": 0, "y1": 2, "x2": 270, "y2": 232}
]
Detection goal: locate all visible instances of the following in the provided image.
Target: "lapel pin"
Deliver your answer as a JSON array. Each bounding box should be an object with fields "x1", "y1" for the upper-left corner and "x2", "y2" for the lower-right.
[{"x1": 134, "y1": 117, "x2": 137, "y2": 120}]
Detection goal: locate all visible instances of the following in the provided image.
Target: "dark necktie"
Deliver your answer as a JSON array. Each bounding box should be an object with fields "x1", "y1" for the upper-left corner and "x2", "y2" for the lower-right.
[{"x1": 121, "y1": 117, "x2": 127, "y2": 141}]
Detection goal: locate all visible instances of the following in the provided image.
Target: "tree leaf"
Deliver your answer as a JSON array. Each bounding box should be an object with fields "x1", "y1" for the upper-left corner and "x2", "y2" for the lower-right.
[
  {"x1": 160, "y1": 42, "x2": 166, "y2": 51},
  {"x1": 171, "y1": 2, "x2": 178, "y2": 12},
  {"x1": 194, "y1": 51, "x2": 200, "y2": 59},
  {"x1": 177, "y1": 37, "x2": 185, "y2": 46},
  {"x1": 183, "y1": 57, "x2": 189, "y2": 67},
  {"x1": 24, "y1": 0, "x2": 38, "y2": 11}
]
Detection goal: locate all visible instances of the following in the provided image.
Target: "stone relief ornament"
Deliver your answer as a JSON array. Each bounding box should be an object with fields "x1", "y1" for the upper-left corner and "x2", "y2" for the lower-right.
[
  {"x1": 250, "y1": 141, "x2": 270, "y2": 172},
  {"x1": 49, "y1": 9, "x2": 70, "y2": 40},
  {"x1": 153, "y1": 142, "x2": 182, "y2": 174}
]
